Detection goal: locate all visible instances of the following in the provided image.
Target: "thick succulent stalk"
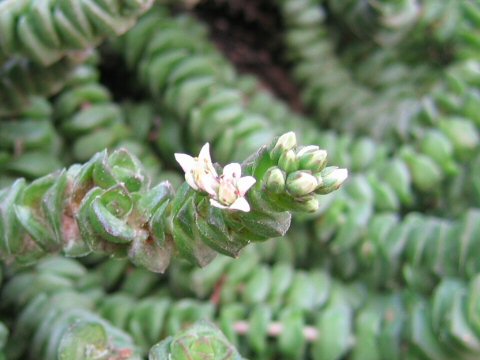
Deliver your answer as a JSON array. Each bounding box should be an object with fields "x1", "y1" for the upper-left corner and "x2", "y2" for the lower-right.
[
  {"x1": 0, "y1": 0, "x2": 154, "y2": 65},
  {"x1": 326, "y1": 0, "x2": 420, "y2": 46},
  {"x1": 1, "y1": 257, "x2": 243, "y2": 360},
  {"x1": 276, "y1": 0, "x2": 480, "y2": 159},
  {"x1": 275, "y1": 0, "x2": 426, "y2": 139},
  {"x1": 0, "y1": 56, "x2": 80, "y2": 117},
  {"x1": 53, "y1": 59, "x2": 164, "y2": 176},
  {"x1": 53, "y1": 61, "x2": 129, "y2": 162},
  {"x1": 0, "y1": 132, "x2": 345, "y2": 271},
  {"x1": 120, "y1": 102, "x2": 167, "y2": 182},
  {"x1": 0, "y1": 97, "x2": 63, "y2": 186},
  {"x1": 326, "y1": 0, "x2": 480, "y2": 60},
  {"x1": 313, "y1": 208, "x2": 480, "y2": 291},
  {"x1": 0, "y1": 257, "x2": 129, "y2": 360},
  {"x1": 7, "y1": 256, "x2": 480, "y2": 360},
  {"x1": 6, "y1": 288, "x2": 240, "y2": 360},
  {"x1": 98, "y1": 263, "x2": 480, "y2": 360}
]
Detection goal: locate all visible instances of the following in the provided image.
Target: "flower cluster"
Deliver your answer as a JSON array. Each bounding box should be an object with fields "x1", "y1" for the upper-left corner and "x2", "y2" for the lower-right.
[{"x1": 175, "y1": 144, "x2": 256, "y2": 212}]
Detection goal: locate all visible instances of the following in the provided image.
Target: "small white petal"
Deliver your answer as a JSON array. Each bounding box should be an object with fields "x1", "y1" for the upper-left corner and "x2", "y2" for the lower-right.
[
  {"x1": 198, "y1": 143, "x2": 218, "y2": 177},
  {"x1": 229, "y1": 197, "x2": 251, "y2": 212},
  {"x1": 237, "y1": 176, "x2": 256, "y2": 196},
  {"x1": 223, "y1": 163, "x2": 242, "y2": 179},
  {"x1": 198, "y1": 143, "x2": 211, "y2": 162},
  {"x1": 333, "y1": 168, "x2": 348, "y2": 184},
  {"x1": 210, "y1": 198, "x2": 228, "y2": 209},
  {"x1": 199, "y1": 174, "x2": 219, "y2": 196},
  {"x1": 296, "y1": 145, "x2": 319, "y2": 157},
  {"x1": 185, "y1": 172, "x2": 199, "y2": 191},
  {"x1": 207, "y1": 163, "x2": 219, "y2": 178},
  {"x1": 174, "y1": 153, "x2": 195, "y2": 173}
]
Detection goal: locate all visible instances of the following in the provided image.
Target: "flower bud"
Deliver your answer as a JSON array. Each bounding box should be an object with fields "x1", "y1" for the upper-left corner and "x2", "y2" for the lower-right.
[
  {"x1": 286, "y1": 171, "x2": 319, "y2": 197},
  {"x1": 315, "y1": 166, "x2": 348, "y2": 194},
  {"x1": 297, "y1": 196, "x2": 319, "y2": 212},
  {"x1": 265, "y1": 167, "x2": 286, "y2": 193},
  {"x1": 278, "y1": 149, "x2": 298, "y2": 173},
  {"x1": 270, "y1": 132, "x2": 297, "y2": 161},
  {"x1": 296, "y1": 145, "x2": 327, "y2": 172}
]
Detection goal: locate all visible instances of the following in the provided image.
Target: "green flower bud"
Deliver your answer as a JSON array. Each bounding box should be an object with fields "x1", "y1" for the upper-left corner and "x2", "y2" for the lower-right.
[
  {"x1": 315, "y1": 166, "x2": 348, "y2": 194},
  {"x1": 294, "y1": 195, "x2": 319, "y2": 212},
  {"x1": 270, "y1": 132, "x2": 297, "y2": 162},
  {"x1": 296, "y1": 145, "x2": 327, "y2": 172},
  {"x1": 278, "y1": 150, "x2": 298, "y2": 173},
  {"x1": 265, "y1": 167, "x2": 286, "y2": 193},
  {"x1": 286, "y1": 171, "x2": 319, "y2": 197}
]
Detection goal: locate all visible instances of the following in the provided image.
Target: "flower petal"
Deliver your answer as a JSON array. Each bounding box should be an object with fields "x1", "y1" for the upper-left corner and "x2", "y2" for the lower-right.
[
  {"x1": 198, "y1": 143, "x2": 211, "y2": 162},
  {"x1": 332, "y1": 168, "x2": 348, "y2": 184},
  {"x1": 229, "y1": 197, "x2": 251, "y2": 212},
  {"x1": 174, "y1": 153, "x2": 195, "y2": 173},
  {"x1": 223, "y1": 163, "x2": 242, "y2": 179},
  {"x1": 237, "y1": 176, "x2": 256, "y2": 196},
  {"x1": 198, "y1": 143, "x2": 218, "y2": 177},
  {"x1": 296, "y1": 145, "x2": 319, "y2": 157},
  {"x1": 185, "y1": 172, "x2": 199, "y2": 191},
  {"x1": 207, "y1": 163, "x2": 219, "y2": 178},
  {"x1": 210, "y1": 198, "x2": 228, "y2": 209},
  {"x1": 198, "y1": 174, "x2": 219, "y2": 196}
]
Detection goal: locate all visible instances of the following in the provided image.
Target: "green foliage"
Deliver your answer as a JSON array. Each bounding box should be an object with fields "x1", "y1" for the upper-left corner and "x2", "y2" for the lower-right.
[
  {"x1": 1, "y1": 257, "x2": 241, "y2": 359},
  {"x1": 312, "y1": 209, "x2": 480, "y2": 291},
  {"x1": 0, "y1": 133, "x2": 343, "y2": 271},
  {"x1": 54, "y1": 62, "x2": 129, "y2": 161},
  {"x1": 149, "y1": 320, "x2": 244, "y2": 360},
  {"x1": 0, "y1": 97, "x2": 63, "y2": 185},
  {"x1": 0, "y1": 57, "x2": 79, "y2": 117},
  {"x1": 117, "y1": 7, "x2": 277, "y2": 162},
  {"x1": 0, "y1": 1, "x2": 479, "y2": 359},
  {"x1": 0, "y1": 0, "x2": 153, "y2": 65}
]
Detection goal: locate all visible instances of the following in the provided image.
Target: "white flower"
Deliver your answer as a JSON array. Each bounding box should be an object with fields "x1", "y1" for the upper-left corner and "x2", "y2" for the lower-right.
[
  {"x1": 175, "y1": 143, "x2": 219, "y2": 196},
  {"x1": 175, "y1": 145, "x2": 256, "y2": 212},
  {"x1": 209, "y1": 163, "x2": 256, "y2": 212}
]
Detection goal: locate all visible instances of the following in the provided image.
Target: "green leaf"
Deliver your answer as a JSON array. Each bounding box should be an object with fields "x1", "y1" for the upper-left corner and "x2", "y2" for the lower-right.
[{"x1": 58, "y1": 321, "x2": 109, "y2": 360}]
